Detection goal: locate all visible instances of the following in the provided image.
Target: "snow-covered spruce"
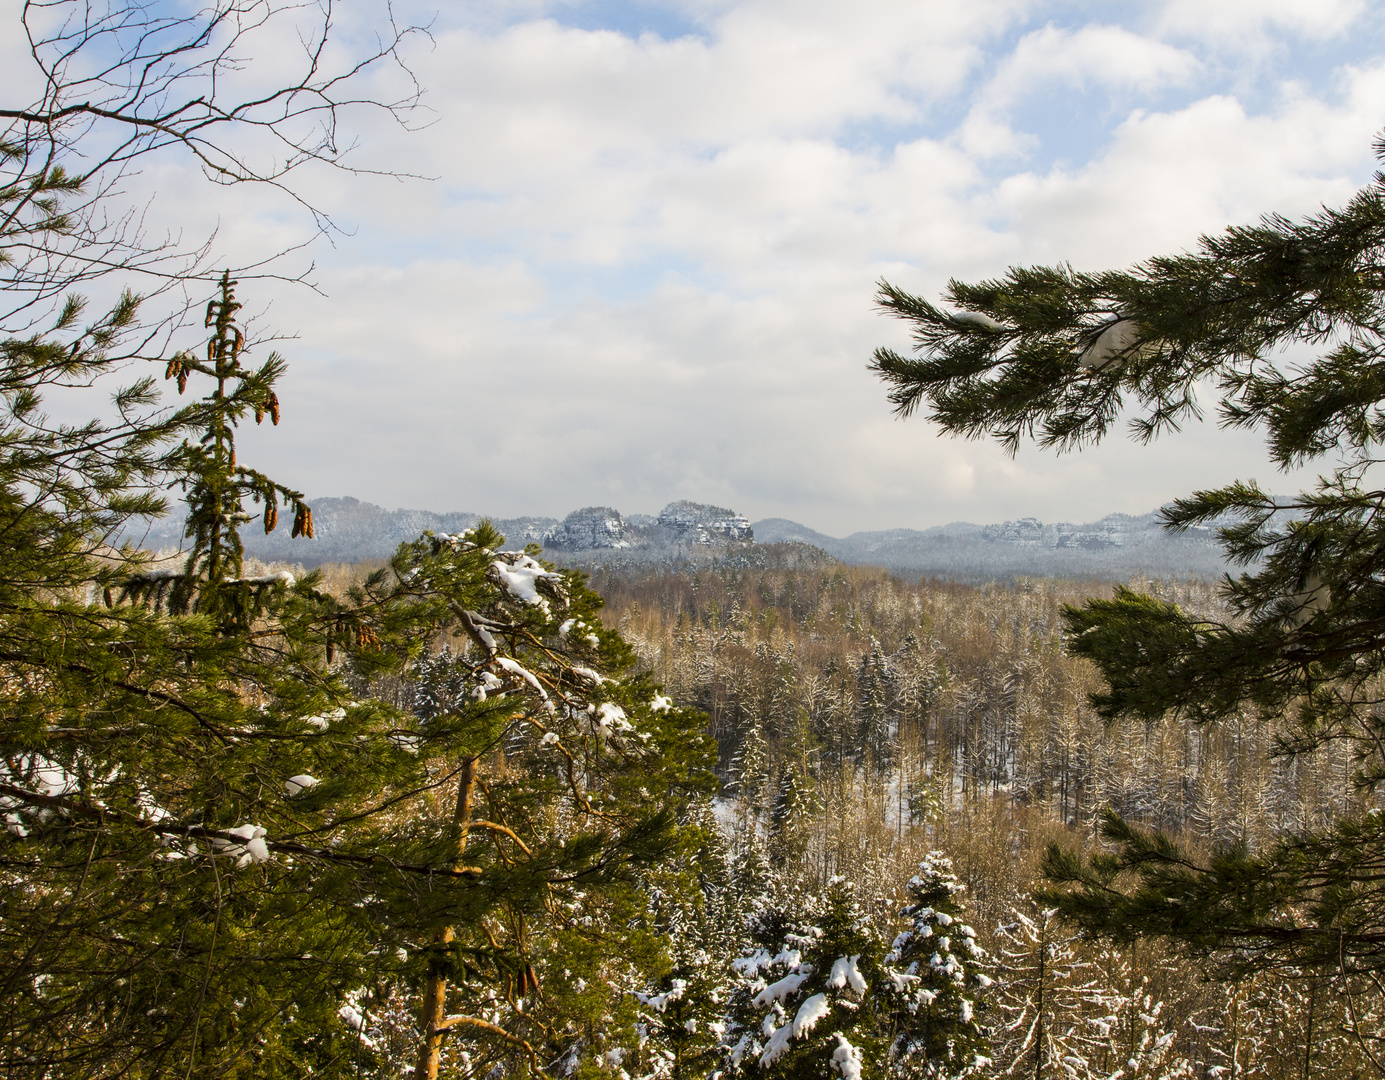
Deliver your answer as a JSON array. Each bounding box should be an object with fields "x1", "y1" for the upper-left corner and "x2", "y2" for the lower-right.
[
  {"x1": 723, "y1": 877, "x2": 891, "y2": 1078},
  {"x1": 885, "y1": 852, "x2": 990, "y2": 1078}
]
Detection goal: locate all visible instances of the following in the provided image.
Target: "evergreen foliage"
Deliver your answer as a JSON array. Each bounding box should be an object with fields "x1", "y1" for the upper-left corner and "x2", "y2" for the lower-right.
[
  {"x1": 871, "y1": 133, "x2": 1385, "y2": 985},
  {"x1": 886, "y1": 853, "x2": 990, "y2": 1078},
  {"x1": 725, "y1": 876, "x2": 901, "y2": 1080},
  {"x1": 0, "y1": 269, "x2": 717, "y2": 1075}
]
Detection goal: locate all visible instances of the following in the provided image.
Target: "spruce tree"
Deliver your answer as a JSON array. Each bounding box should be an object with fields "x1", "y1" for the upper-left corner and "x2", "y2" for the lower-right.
[
  {"x1": 870, "y1": 132, "x2": 1385, "y2": 981},
  {"x1": 728, "y1": 714, "x2": 772, "y2": 826},
  {"x1": 724, "y1": 876, "x2": 891, "y2": 1080},
  {"x1": 856, "y1": 639, "x2": 894, "y2": 768},
  {"x1": 770, "y1": 765, "x2": 813, "y2": 869},
  {"x1": 885, "y1": 853, "x2": 990, "y2": 1078}
]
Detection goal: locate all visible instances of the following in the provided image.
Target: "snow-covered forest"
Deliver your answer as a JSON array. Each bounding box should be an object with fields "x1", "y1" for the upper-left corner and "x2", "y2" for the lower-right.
[
  {"x1": 251, "y1": 549, "x2": 1382, "y2": 1079},
  {"x1": 586, "y1": 558, "x2": 1384, "y2": 1079}
]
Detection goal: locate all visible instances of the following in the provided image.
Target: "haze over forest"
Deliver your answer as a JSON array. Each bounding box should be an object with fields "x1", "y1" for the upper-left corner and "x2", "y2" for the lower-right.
[{"x1": 134, "y1": 495, "x2": 1236, "y2": 580}]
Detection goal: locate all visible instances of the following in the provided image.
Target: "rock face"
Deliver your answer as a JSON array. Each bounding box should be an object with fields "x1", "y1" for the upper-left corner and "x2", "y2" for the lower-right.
[
  {"x1": 1053, "y1": 520, "x2": 1128, "y2": 549},
  {"x1": 543, "y1": 501, "x2": 754, "y2": 555},
  {"x1": 543, "y1": 507, "x2": 630, "y2": 550},
  {"x1": 980, "y1": 515, "x2": 1135, "y2": 549},
  {"x1": 656, "y1": 501, "x2": 753, "y2": 545},
  {"x1": 981, "y1": 517, "x2": 1045, "y2": 544}
]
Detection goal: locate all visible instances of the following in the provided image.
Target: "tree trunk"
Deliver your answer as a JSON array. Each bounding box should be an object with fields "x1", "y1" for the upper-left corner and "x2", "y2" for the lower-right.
[
  {"x1": 413, "y1": 756, "x2": 479, "y2": 1080},
  {"x1": 1302, "y1": 973, "x2": 1317, "y2": 1080},
  {"x1": 1034, "y1": 939, "x2": 1047, "y2": 1080}
]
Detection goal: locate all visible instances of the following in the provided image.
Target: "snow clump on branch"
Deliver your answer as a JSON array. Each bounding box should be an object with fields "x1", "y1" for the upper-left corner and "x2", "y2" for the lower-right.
[
  {"x1": 212, "y1": 824, "x2": 270, "y2": 868},
  {"x1": 489, "y1": 552, "x2": 566, "y2": 616}
]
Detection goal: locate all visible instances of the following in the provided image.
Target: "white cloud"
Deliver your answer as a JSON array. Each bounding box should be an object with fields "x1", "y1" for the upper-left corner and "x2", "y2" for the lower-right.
[
  {"x1": 989, "y1": 67, "x2": 1385, "y2": 270},
  {"x1": 29, "y1": 1, "x2": 1385, "y2": 534},
  {"x1": 989, "y1": 23, "x2": 1200, "y2": 103},
  {"x1": 959, "y1": 24, "x2": 1199, "y2": 158},
  {"x1": 1156, "y1": 0, "x2": 1368, "y2": 45}
]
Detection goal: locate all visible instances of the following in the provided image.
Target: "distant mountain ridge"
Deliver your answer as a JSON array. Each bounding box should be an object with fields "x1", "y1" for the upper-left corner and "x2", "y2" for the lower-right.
[
  {"x1": 132, "y1": 497, "x2": 1233, "y2": 579},
  {"x1": 132, "y1": 497, "x2": 757, "y2": 566},
  {"x1": 753, "y1": 511, "x2": 1229, "y2": 579}
]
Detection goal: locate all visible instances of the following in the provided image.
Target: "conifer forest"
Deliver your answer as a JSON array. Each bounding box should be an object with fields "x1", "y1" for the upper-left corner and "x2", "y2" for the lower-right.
[{"x1": 8, "y1": 2, "x2": 1385, "y2": 1078}]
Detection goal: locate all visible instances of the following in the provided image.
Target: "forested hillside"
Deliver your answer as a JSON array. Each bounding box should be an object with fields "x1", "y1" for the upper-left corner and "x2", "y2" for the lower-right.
[{"x1": 581, "y1": 555, "x2": 1381, "y2": 1078}]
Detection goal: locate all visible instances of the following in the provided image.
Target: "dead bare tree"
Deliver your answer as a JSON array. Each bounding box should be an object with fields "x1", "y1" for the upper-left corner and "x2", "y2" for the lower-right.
[{"x1": 1, "y1": 0, "x2": 429, "y2": 356}]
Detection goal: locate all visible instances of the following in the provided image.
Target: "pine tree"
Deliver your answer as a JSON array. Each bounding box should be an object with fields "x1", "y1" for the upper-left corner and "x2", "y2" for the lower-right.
[
  {"x1": 0, "y1": 275, "x2": 719, "y2": 1077},
  {"x1": 386, "y1": 566, "x2": 719, "y2": 1080},
  {"x1": 870, "y1": 131, "x2": 1385, "y2": 982},
  {"x1": 727, "y1": 810, "x2": 778, "y2": 925},
  {"x1": 885, "y1": 852, "x2": 990, "y2": 1078},
  {"x1": 0, "y1": 274, "x2": 381, "y2": 1075}
]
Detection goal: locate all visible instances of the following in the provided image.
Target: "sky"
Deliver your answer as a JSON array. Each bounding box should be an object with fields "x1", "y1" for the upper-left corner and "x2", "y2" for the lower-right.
[{"x1": 19, "y1": 0, "x2": 1385, "y2": 535}]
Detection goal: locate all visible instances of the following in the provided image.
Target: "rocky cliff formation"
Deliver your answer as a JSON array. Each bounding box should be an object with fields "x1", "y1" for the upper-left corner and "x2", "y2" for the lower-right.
[
  {"x1": 655, "y1": 500, "x2": 753, "y2": 544},
  {"x1": 543, "y1": 507, "x2": 631, "y2": 550}
]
